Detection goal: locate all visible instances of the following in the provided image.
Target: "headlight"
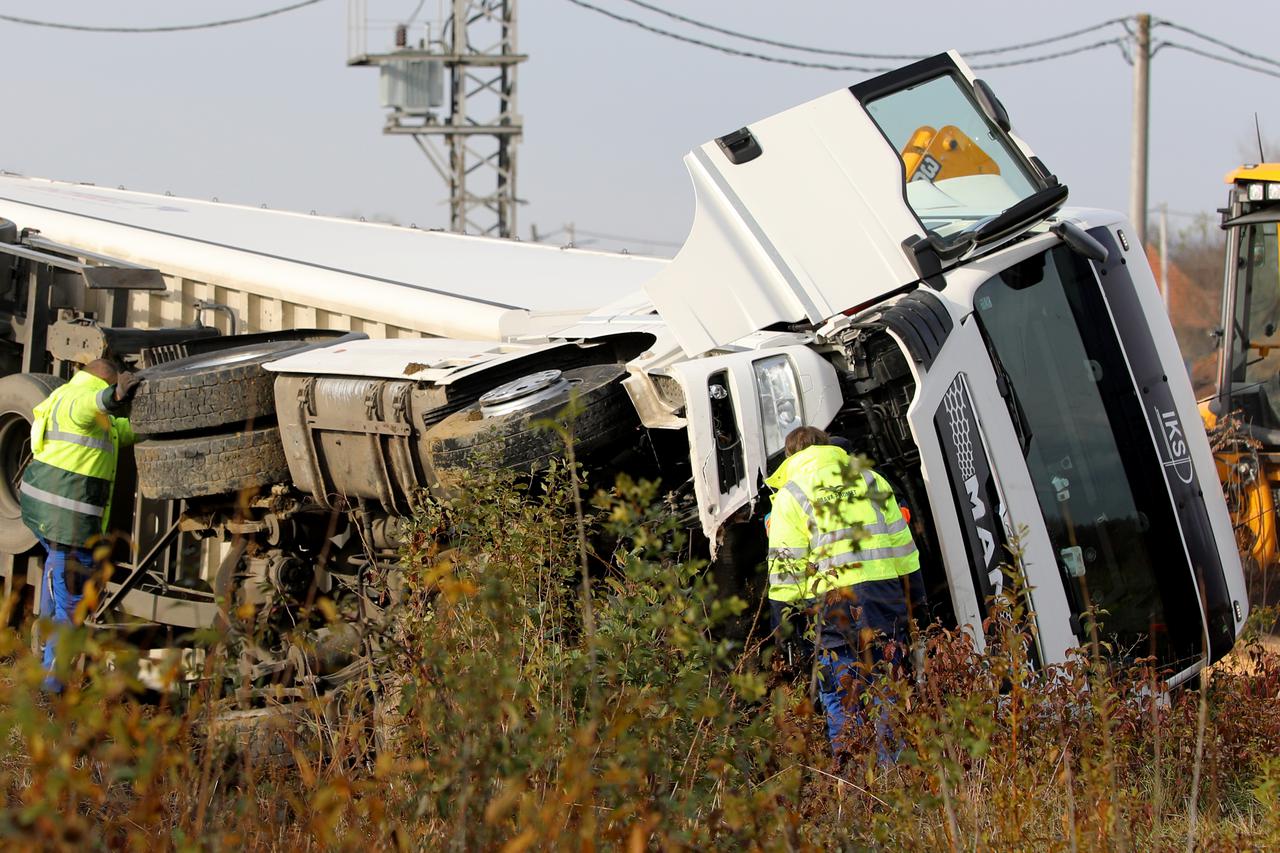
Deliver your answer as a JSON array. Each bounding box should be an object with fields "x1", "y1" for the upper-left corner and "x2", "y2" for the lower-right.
[
  {"x1": 1268, "y1": 183, "x2": 1280, "y2": 201},
  {"x1": 1249, "y1": 182, "x2": 1266, "y2": 201},
  {"x1": 753, "y1": 355, "x2": 803, "y2": 458}
]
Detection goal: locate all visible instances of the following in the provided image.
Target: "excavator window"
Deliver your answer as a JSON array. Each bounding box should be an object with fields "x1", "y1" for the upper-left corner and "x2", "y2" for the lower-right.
[{"x1": 1230, "y1": 222, "x2": 1280, "y2": 425}]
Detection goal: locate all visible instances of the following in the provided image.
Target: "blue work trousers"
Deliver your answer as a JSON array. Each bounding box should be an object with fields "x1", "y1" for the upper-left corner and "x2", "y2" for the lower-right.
[
  {"x1": 818, "y1": 645, "x2": 901, "y2": 766},
  {"x1": 36, "y1": 537, "x2": 94, "y2": 692}
]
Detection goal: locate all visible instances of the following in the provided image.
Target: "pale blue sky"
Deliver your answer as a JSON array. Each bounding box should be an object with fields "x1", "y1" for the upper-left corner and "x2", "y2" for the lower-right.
[{"x1": 1, "y1": 1, "x2": 1276, "y2": 255}]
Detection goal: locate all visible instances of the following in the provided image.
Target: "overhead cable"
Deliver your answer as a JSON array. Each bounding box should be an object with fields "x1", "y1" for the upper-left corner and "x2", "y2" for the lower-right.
[
  {"x1": 572, "y1": 227, "x2": 682, "y2": 248},
  {"x1": 616, "y1": 0, "x2": 1126, "y2": 61},
  {"x1": 1157, "y1": 42, "x2": 1280, "y2": 81},
  {"x1": 971, "y1": 39, "x2": 1125, "y2": 70},
  {"x1": 613, "y1": 0, "x2": 916, "y2": 60},
  {"x1": 1155, "y1": 20, "x2": 1280, "y2": 70},
  {"x1": 565, "y1": 0, "x2": 1125, "y2": 73},
  {"x1": 561, "y1": 0, "x2": 891, "y2": 72},
  {"x1": 402, "y1": 0, "x2": 429, "y2": 27},
  {"x1": 0, "y1": 0, "x2": 326, "y2": 33},
  {"x1": 965, "y1": 17, "x2": 1129, "y2": 57}
]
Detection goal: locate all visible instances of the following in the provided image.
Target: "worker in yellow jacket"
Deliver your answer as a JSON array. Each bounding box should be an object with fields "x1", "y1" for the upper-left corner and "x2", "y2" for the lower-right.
[
  {"x1": 20, "y1": 359, "x2": 139, "y2": 691},
  {"x1": 766, "y1": 425, "x2": 925, "y2": 760}
]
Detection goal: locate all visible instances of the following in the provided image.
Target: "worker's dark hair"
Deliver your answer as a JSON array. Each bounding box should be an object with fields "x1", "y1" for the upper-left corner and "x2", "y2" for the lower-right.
[
  {"x1": 83, "y1": 358, "x2": 119, "y2": 384},
  {"x1": 784, "y1": 425, "x2": 829, "y2": 457}
]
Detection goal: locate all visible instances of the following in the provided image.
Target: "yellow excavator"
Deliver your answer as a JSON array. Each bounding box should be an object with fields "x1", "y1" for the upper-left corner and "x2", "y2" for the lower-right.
[{"x1": 1202, "y1": 165, "x2": 1280, "y2": 580}]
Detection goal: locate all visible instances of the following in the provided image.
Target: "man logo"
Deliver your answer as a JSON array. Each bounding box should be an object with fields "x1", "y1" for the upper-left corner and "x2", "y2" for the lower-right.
[{"x1": 965, "y1": 475, "x2": 1005, "y2": 595}]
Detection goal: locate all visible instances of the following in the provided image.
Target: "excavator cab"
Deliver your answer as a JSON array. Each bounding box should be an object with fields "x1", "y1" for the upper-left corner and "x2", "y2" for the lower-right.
[
  {"x1": 1216, "y1": 166, "x2": 1280, "y2": 440},
  {"x1": 1211, "y1": 165, "x2": 1280, "y2": 570}
]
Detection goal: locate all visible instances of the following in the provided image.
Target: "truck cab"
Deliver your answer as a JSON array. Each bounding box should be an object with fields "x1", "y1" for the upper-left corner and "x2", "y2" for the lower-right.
[{"x1": 650, "y1": 52, "x2": 1246, "y2": 684}]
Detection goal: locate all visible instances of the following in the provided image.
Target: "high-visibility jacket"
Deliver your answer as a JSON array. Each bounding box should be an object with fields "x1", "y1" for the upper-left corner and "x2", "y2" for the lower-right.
[
  {"x1": 20, "y1": 371, "x2": 136, "y2": 548},
  {"x1": 765, "y1": 444, "x2": 919, "y2": 603}
]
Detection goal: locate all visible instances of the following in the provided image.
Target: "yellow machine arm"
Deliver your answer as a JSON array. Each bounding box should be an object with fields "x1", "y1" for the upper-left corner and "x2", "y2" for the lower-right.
[{"x1": 901, "y1": 124, "x2": 1001, "y2": 183}]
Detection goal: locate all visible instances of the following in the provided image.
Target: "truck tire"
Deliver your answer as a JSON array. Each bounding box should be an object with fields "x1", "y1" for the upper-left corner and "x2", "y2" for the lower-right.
[
  {"x1": 0, "y1": 373, "x2": 65, "y2": 554},
  {"x1": 135, "y1": 426, "x2": 291, "y2": 500},
  {"x1": 427, "y1": 365, "x2": 637, "y2": 473},
  {"x1": 130, "y1": 340, "x2": 306, "y2": 435}
]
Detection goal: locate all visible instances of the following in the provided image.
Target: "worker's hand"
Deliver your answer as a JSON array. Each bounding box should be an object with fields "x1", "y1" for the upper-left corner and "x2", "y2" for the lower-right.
[{"x1": 114, "y1": 371, "x2": 141, "y2": 402}]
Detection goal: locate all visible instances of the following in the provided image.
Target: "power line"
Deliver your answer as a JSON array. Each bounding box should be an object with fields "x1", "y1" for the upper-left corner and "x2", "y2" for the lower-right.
[
  {"x1": 572, "y1": 227, "x2": 682, "y2": 248},
  {"x1": 0, "y1": 0, "x2": 326, "y2": 33},
  {"x1": 966, "y1": 17, "x2": 1128, "y2": 57},
  {"x1": 1155, "y1": 19, "x2": 1280, "y2": 70},
  {"x1": 1157, "y1": 42, "x2": 1280, "y2": 81},
  {"x1": 613, "y1": 0, "x2": 911, "y2": 60},
  {"x1": 972, "y1": 39, "x2": 1124, "y2": 70},
  {"x1": 561, "y1": 0, "x2": 891, "y2": 72},
  {"x1": 616, "y1": 0, "x2": 1127, "y2": 61},
  {"x1": 565, "y1": 0, "x2": 1132, "y2": 73},
  {"x1": 403, "y1": 0, "x2": 430, "y2": 27}
]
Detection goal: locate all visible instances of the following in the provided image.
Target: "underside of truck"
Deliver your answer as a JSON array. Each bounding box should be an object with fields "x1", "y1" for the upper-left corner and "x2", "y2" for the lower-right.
[
  {"x1": 824, "y1": 314, "x2": 956, "y2": 630},
  {"x1": 105, "y1": 331, "x2": 665, "y2": 692},
  {"x1": 0, "y1": 221, "x2": 669, "y2": 692}
]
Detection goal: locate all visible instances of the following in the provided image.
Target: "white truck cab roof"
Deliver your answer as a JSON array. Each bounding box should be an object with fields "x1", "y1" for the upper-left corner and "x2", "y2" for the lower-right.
[{"x1": 645, "y1": 51, "x2": 1057, "y2": 357}]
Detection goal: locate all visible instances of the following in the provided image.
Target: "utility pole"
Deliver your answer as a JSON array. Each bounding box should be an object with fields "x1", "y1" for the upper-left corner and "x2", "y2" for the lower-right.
[
  {"x1": 1129, "y1": 13, "x2": 1151, "y2": 246},
  {"x1": 349, "y1": 1, "x2": 525, "y2": 238}
]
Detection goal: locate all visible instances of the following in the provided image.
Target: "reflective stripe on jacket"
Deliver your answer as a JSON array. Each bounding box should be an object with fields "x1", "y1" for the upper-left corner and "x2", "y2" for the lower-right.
[
  {"x1": 20, "y1": 371, "x2": 136, "y2": 547},
  {"x1": 764, "y1": 444, "x2": 919, "y2": 603}
]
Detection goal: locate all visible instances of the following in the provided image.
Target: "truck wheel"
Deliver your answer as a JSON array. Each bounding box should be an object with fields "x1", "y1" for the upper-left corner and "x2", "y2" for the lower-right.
[
  {"x1": 130, "y1": 340, "x2": 305, "y2": 435},
  {"x1": 427, "y1": 365, "x2": 637, "y2": 472},
  {"x1": 135, "y1": 426, "x2": 291, "y2": 500},
  {"x1": 0, "y1": 373, "x2": 65, "y2": 554}
]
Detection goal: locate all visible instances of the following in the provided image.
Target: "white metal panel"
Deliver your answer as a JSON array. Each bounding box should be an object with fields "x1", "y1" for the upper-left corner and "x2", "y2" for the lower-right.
[
  {"x1": 0, "y1": 174, "x2": 666, "y2": 340},
  {"x1": 673, "y1": 345, "x2": 841, "y2": 547},
  {"x1": 645, "y1": 87, "x2": 926, "y2": 356},
  {"x1": 263, "y1": 336, "x2": 571, "y2": 384}
]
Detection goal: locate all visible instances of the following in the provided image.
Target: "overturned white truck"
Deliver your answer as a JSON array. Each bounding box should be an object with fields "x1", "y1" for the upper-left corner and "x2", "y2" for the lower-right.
[{"x1": 0, "y1": 53, "x2": 1247, "y2": 689}]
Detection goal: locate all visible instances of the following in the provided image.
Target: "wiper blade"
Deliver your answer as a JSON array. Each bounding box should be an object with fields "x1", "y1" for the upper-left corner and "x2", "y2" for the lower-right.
[
  {"x1": 990, "y1": 349, "x2": 1034, "y2": 455},
  {"x1": 973, "y1": 184, "x2": 1070, "y2": 247},
  {"x1": 901, "y1": 184, "x2": 1070, "y2": 289}
]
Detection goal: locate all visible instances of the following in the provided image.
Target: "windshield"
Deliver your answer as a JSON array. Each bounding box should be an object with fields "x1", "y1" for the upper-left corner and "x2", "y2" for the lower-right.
[
  {"x1": 865, "y1": 73, "x2": 1040, "y2": 239},
  {"x1": 1230, "y1": 221, "x2": 1280, "y2": 426},
  {"x1": 974, "y1": 246, "x2": 1203, "y2": 672}
]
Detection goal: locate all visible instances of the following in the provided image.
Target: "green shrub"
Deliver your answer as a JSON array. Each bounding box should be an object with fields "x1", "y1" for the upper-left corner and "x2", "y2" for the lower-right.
[{"x1": 0, "y1": 440, "x2": 1276, "y2": 848}]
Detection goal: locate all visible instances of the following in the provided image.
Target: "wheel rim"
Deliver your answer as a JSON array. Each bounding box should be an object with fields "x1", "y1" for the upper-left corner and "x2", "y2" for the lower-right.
[
  {"x1": 0, "y1": 410, "x2": 31, "y2": 518},
  {"x1": 478, "y1": 370, "x2": 572, "y2": 418}
]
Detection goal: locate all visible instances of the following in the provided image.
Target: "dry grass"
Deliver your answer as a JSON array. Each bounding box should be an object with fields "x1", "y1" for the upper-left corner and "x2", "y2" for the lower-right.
[{"x1": 0, "y1": 460, "x2": 1275, "y2": 849}]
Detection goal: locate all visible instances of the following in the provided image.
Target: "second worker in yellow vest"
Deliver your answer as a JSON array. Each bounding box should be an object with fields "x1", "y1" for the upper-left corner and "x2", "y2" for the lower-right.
[
  {"x1": 765, "y1": 425, "x2": 926, "y2": 760},
  {"x1": 20, "y1": 359, "x2": 139, "y2": 692}
]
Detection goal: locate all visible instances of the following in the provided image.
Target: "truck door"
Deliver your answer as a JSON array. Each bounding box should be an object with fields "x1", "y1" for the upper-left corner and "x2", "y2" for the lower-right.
[
  {"x1": 671, "y1": 347, "x2": 842, "y2": 542},
  {"x1": 646, "y1": 51, "x2": 1058, "y2": 357}
]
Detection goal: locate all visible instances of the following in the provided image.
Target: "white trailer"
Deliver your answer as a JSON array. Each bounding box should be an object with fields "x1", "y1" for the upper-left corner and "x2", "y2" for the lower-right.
[{"x1": 0, "y1": 172, "x2": 665, "y2": 341}]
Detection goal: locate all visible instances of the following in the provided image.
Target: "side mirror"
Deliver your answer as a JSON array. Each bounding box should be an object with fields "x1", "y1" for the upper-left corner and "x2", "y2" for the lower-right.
[
  {"x1": 1050, "y1": 220, "x2": 1109, "y2": 264},
  {"x1": 973, "y1": 79, "x2": 1011, "y2": 133}
]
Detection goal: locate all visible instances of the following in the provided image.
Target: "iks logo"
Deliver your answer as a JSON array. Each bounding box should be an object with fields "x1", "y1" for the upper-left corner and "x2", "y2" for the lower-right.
[{"x1": 1153, "y1": 405, "x2": 1194, "y2": 485}]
